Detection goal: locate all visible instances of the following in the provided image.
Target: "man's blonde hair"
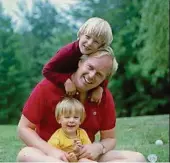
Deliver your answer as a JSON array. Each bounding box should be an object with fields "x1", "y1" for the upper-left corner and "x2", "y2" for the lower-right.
[
  {"x1": 77, "y1": 17, "x2": 113, "y2": 46},
  {"x1": 55, "y1": 98, "x2": 86, "y2": 123},
  {"x1": 80, "y1": 46, "x2": 118, "y2": 79}
]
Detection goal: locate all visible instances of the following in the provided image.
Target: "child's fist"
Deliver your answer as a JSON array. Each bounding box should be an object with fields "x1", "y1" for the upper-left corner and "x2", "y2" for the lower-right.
[
  {"x1": 90, "y1": 86, "x2": 103, "y2": 104},
  {"x1": 64, "y1": 78, "x2": 76, "y2": 96}
]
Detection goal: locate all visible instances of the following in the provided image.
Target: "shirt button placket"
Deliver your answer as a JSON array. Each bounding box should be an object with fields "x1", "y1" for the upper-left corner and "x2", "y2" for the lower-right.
[{"x1": 93, "y1": 111, "x2": 97, "y2": 116}]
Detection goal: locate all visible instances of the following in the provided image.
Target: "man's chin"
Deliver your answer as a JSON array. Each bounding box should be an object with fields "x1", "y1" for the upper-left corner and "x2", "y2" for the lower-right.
[{"x1": 76, "y1": 85, "x2": 89, "y2": 92}]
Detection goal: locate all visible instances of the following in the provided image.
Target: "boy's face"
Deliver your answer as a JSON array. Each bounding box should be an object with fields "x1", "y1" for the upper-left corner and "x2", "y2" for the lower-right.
[
  {"x1": 58, "y1": 113, "x2": 81, "y2": 137},
  {"x1": 79, "y1": 34, "x2": 103, "y2": 55}
]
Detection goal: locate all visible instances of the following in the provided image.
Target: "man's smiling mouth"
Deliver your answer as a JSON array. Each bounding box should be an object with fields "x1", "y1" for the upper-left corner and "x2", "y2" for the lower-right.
[{"x1": 83, "y1": 76, "x2": 92, "y2": 84}]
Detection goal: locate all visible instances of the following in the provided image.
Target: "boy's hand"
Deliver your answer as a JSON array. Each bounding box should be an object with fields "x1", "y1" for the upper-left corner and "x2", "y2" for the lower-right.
[
  {"x1": 90, "y1": 86, "x2": 103, "y2": 104},
  {"x1": 64, "y1": 78, "x2": 76, "y2": 96}
]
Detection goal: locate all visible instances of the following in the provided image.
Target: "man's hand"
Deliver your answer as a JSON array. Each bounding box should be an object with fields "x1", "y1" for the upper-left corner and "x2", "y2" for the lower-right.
[
  {"x1": 78, "y1": 143, "x2": 102, "y2": 160},
  {"x1": 64, "y1": 78, "x2": 76, "y2": 96},
  {"x1": 90, "y1": 86, "x2": 103, "y2": 104},
  {"x1": 66, "y1": 152, "x2": 78, "y2": 162}
]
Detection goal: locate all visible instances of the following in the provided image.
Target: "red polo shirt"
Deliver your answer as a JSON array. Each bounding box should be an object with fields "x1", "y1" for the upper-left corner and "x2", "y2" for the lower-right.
[{"x1": 22, "y1": 79, "x2": 116, "y2": 142}]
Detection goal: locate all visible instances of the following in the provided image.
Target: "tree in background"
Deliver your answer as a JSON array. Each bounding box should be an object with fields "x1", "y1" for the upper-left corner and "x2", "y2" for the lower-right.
[
  {"x1": 133, "y1": 0, "x2": 169, "y2": 115},
  {"x1": 0, "y1": 0, "x2": 74, "y2": 123},
  {"x1": 69, "y1": 0, "x2": 169, "y2": 116},
  {"x1": 16, "y1": 0, "x2": 74, "y2": 87},
  {"x1": 0, "y1": 0, "x2": 169, "y2": 123},
  {"x1": 0, "y1": 3, "x2": 30, "y2": 123}
]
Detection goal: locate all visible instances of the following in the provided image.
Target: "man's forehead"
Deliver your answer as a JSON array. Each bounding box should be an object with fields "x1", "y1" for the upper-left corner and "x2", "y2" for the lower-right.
[{"x1": 86, "y1": 55, "x2": 112, "y2": 70}]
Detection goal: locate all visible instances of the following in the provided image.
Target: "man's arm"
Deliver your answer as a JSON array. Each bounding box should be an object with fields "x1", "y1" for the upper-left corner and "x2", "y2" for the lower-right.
[
  {"x1": 17, "y1": 115, "x2": 67, "y2": 160},
  {"x1": 78, "y1": 128, "x2": 116, "y2": 160},
  {"x1": 99, "y1": 128, "x2": 116, "y2": 152},
  {"x1": 79, "y1": 89, "x2": 116, "y2": 160}
]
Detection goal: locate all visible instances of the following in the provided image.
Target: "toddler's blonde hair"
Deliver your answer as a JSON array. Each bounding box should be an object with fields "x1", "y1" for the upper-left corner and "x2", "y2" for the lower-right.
[
  {"x1": 55, "y1": 98, "x2": 86, "y2": 123},
  {"x1": 77, "y1": 17, "x2": 113, "y2": 46}
]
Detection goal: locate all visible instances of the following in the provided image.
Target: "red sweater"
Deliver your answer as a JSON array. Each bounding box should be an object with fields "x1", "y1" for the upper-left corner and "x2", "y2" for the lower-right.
[{"x1": 43, "y1": 40, "x2": 82, "y2": 85}]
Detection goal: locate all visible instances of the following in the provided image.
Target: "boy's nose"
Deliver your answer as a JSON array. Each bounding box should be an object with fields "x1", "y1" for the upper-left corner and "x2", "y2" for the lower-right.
[
  {"x1": 87, "y1": 39, "x2": 93, "y2": 46},
  {"x1": 69, "y1": 117, "x2": 74, "y2": 122}
]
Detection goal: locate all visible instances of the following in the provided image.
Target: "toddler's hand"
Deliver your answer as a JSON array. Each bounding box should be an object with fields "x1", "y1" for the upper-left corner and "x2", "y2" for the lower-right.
[
  {"x1": 90, "y1": 86, "x2": 103, "y2": 104},
  {"x1": 64, "y1": 78, "x2": 76, "y2": 96},
  {"x1": 73, "y1": 139, "x2": 83, "y2": 157}
]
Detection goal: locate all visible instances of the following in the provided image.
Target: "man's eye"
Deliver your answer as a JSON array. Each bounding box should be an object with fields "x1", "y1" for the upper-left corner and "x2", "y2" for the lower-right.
[
  {"x1": 97, "y1": 73, "x2": 102, "y2": 77},
  {"x1": 88, "y1": 65, "x2": 93, "y2": 70}
]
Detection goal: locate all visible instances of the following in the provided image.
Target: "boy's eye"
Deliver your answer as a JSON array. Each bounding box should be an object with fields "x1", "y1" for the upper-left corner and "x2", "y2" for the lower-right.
[
  {"x1": 85, "y1": 35, "x2": 90, "y2": 39},
  {"x1": 74, "y1": 116, "x2": 79, "y2": 119},
  {"x1": 94, "y1": 40, "x2": 99, "y2": 44},
  {"x1": 64, "y1": 116, "x2": 70, "y2": 118}
]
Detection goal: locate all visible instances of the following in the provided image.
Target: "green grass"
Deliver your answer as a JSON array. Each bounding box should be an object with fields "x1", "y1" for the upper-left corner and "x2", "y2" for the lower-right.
[{"x1": 0, "y1": 115, "x2": 169, "y2": 162}]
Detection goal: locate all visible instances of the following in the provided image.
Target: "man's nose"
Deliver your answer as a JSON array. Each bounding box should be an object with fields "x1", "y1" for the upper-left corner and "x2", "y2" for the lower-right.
[{"x1": 89, "y1": 70, "x2": 96, "y2": 79}]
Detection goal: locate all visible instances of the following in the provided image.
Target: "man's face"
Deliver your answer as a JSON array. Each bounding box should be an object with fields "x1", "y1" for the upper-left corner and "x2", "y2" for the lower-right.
[
  {"x1": 73, "y1": 53, "x2": 112, "y2": 92},
  {"x1": 79, "y1": 34, "x2": 103, "y2": 55}
]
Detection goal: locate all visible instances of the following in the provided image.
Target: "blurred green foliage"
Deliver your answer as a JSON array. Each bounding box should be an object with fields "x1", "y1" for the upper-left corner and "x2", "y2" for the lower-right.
[{"x1": 0, "y1": 0, "x2": 169, "y2": 124}]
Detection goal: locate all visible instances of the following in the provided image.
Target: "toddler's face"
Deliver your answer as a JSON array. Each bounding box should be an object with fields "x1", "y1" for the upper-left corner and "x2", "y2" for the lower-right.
[
  {"x1": 58, "y1": 113, "x2": 81, "y2": 137},
  {"x1": 79, "y1": 34, "x2": 103, "y2": 55}
]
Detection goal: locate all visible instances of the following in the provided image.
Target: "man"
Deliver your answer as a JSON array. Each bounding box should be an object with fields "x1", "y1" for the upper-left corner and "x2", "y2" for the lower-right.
[{"x1": 17, "y1": 48, "x2": 146, "y2": 162}]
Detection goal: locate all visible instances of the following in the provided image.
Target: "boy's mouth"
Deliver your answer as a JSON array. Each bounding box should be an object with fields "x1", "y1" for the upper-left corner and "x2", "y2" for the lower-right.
[{"x1": 83, "y1": 45, "x2": 91, "y2": 51}]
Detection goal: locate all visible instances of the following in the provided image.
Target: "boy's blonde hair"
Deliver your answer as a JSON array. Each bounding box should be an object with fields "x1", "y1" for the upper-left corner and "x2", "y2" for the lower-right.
[
  {"x1": 77, "y1": 17, "x2": 113, "y2": 46},
  {"x1": 55, "y1": 98, "x2": 86, "y2": 123},
  {"x1": 80, "y1": 46, "x2": 118, "y2": 78}
]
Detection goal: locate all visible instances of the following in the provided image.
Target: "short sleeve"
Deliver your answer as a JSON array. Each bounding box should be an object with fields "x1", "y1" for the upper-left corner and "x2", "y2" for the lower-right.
[
  {"x1": 48, "y1": 132, "x2": 60, "y2": 148},
  {"x1": 100, "y1": 89, "x2": 116, "y2": 130},
  {"x1": 22, "y1": 82, "x2": 46, "y2": 124}
]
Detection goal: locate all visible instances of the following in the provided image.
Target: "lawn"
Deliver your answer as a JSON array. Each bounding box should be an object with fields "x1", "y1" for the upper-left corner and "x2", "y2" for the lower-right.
[{"x1": 0, "y1": 114, "x2": 169, "y2": 162}]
